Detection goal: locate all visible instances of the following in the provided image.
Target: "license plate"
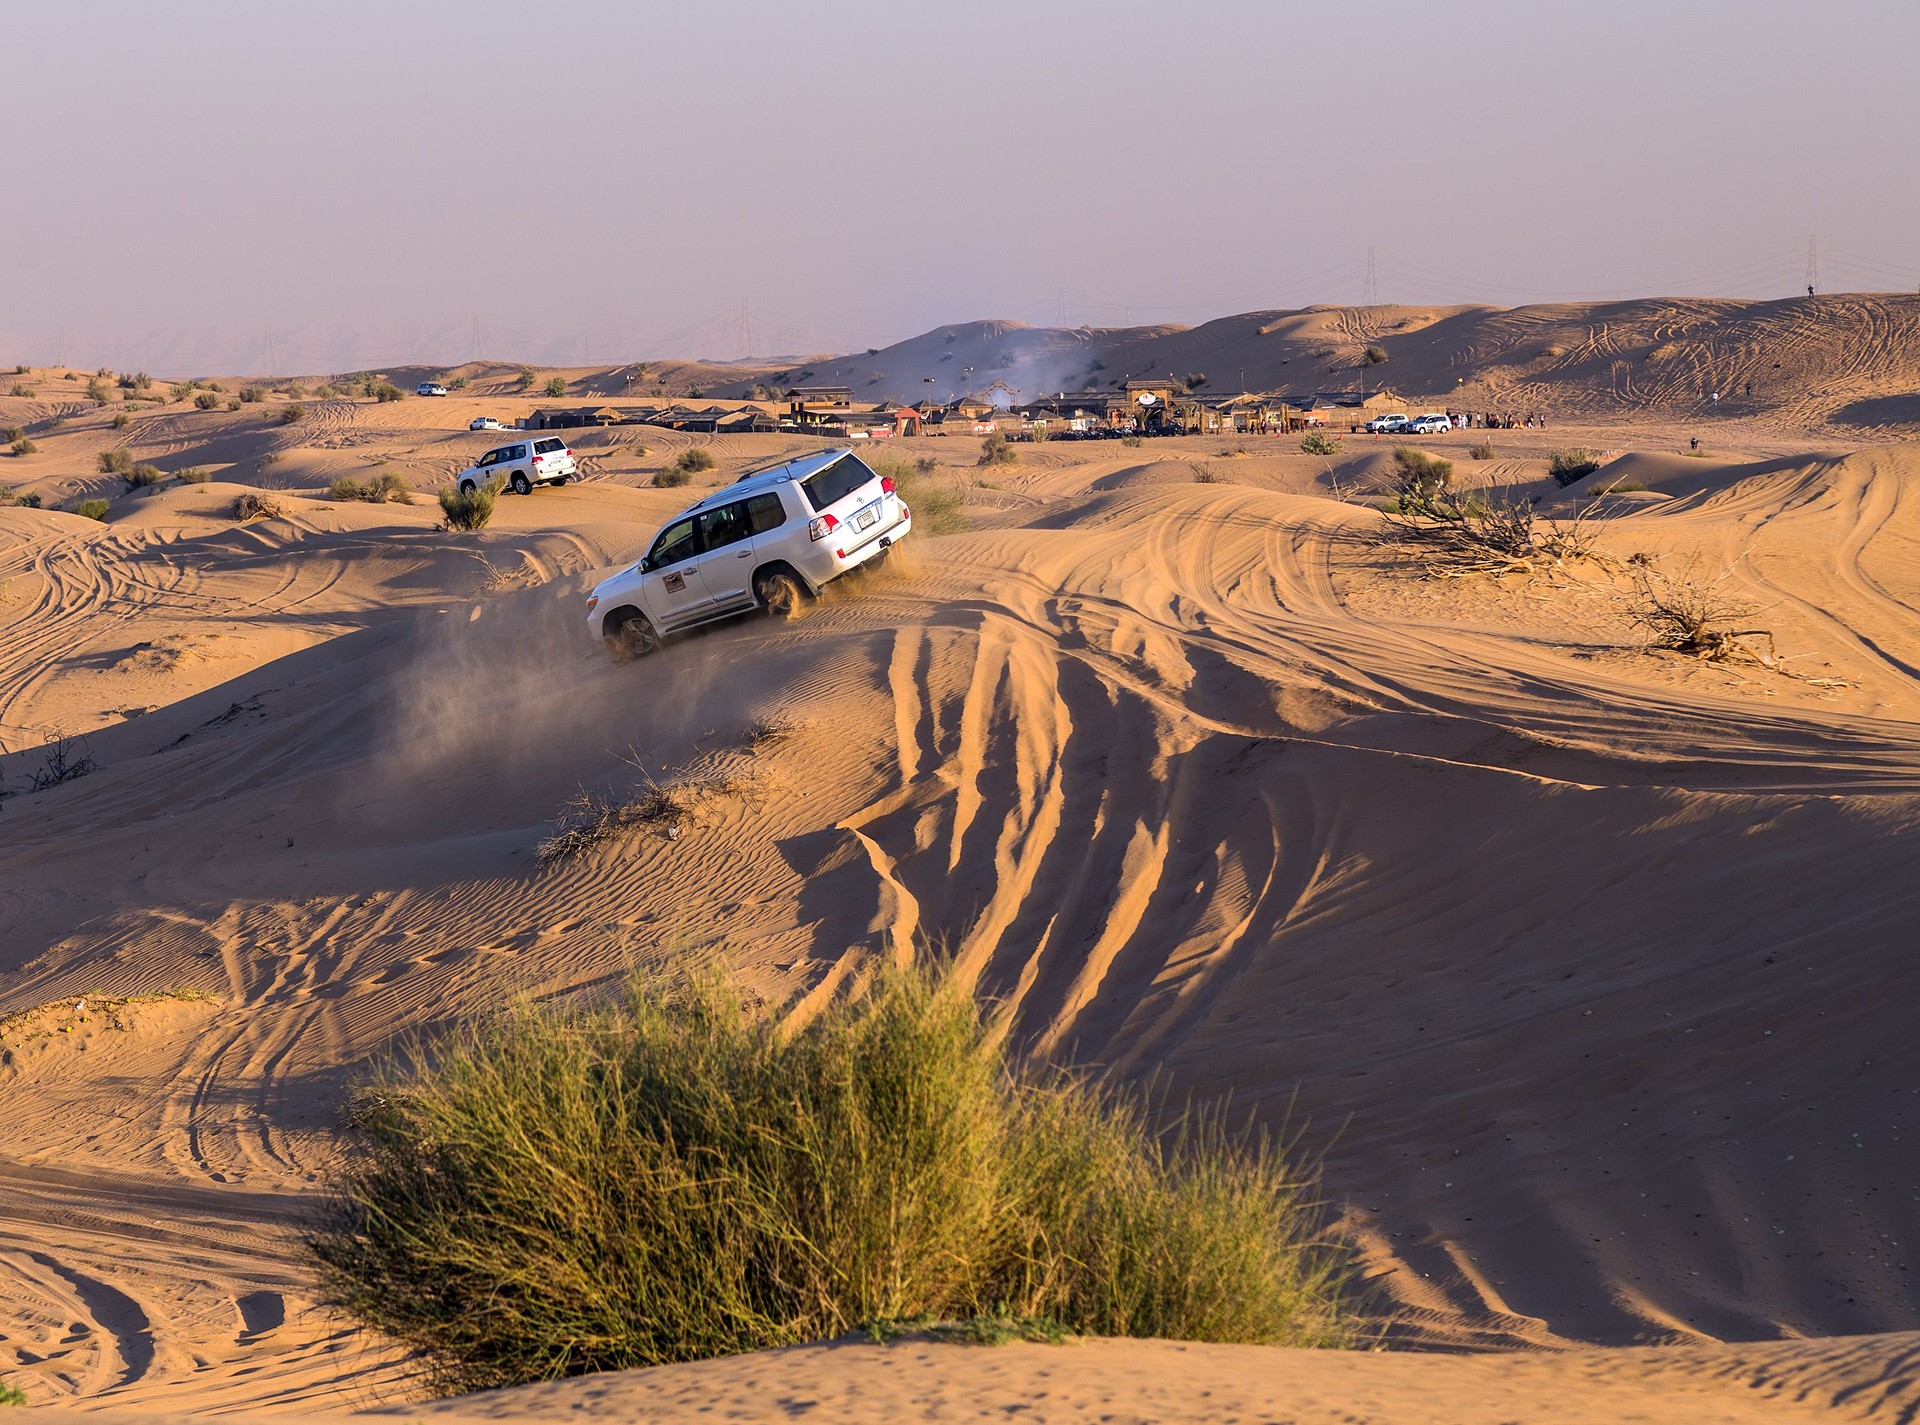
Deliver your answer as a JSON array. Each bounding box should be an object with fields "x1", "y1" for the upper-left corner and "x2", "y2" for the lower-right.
[{"x1": 855, "y1": 504, "x2": 879, "y2": 531}]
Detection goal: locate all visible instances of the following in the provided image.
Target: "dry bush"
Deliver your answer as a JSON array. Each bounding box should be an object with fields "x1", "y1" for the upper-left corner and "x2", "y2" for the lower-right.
[
  {"x1": 29, "y1": 732, "x2": 96, "y2": 791},
  {"x1": 98, "y1": 448, "x2": 135, "y2": 475},
  {"x1": 280, "y1": 403, "x2": 307, "y2": 424},
  {"x1": 1299, "y1": 432, "x2": 1340, "y2": 455},
  {"x1": 194, "y1": 392, "x2": 221, "y2": 410},
  {"x1": 231, "y1": 491, "x2": 284, "y2": 521},
  {"x1": 978, "y1": 432, "x2": 1017, "y2": 466},
  {"x1": 176, "y1": 467, "x2": 209, "y2": 484},
  {"x1": 652, "y1": 466, "x2": 691, "y2": 488},
  {"x1": 676, "y1": 446, "x2": 715, "y2": 473},
  {"x1": 1377, "y1": 485, "x2": 1603, "y2": 578},
  {"x1": 239, "y1": 386, "x2": 265, "y2": 404},
  {"x1": 1628, "y1": 559, "x2": 1775, "y2": 662},
  {"x1": 1362, "y1": 344, "x2": 1388, "y2": 365},
  {"x1": 10, "y1": 439, "x2": 36, "y2": 457},
  {"x1": 1467, "y1": 442, "x2": 1495, "y2": 461},
  {"x1": 536, "y1": 779, "x2": 688, "y2": 864},
  {"x1": 111, "y1": 411, "x2": 131, "y2": 430},
  {"x1": 123, "y1": 463, "x2": 165, "y2": 490}
]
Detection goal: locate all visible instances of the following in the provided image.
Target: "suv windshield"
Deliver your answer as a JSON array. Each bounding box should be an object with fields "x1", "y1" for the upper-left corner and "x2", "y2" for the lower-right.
[{"x1": 800, "y1": 455, "x2": 874, "y2": 512}]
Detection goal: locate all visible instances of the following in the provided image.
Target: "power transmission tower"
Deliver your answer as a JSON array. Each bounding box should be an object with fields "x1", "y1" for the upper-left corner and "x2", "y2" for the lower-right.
[
  {"x1": 1805, "y1": 235, "x2": 1822, "y2": 296},
  {"x1": 1363, "y1": 245, "x2": 1379, "y2": 305},
  {"x1": 741, "y1": 299, "x2": 756, "y2": 360},
  {"x1": 265, "y1": 320, "x2": 279, "y2": 375}
]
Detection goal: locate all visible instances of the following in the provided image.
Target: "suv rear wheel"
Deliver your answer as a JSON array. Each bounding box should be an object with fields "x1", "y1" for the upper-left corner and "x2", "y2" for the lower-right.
[
  {"x1": 511, "y1": 472, "x2": 532, "y2": 495},
  {"x1": 754, "y1": 569, "x2": 807, "y2": 619}
]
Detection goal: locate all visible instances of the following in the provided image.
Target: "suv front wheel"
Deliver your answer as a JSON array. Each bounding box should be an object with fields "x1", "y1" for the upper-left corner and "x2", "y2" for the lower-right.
[{"x1": 606, "y1": 610, "x2": 660, "y2": 661}]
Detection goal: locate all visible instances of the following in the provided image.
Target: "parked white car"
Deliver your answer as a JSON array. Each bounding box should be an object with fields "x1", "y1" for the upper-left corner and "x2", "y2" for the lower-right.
[
  {"x1": 1405, "y1": 414, "x2": 1452, "y2": 434},
  {"x1": 586, "y1": 447, "x2": 911, "y2": 658},
  {"x1": 456, "y1": 436, "x2": 577, "y2": 495},
  {"x1": 417, "y1": 382, "x2": 449, "y2": 397},
  {"x1": 469, "y1": 416, "x2": 502, "y2": 431},
  {"x1": 1365, "y1": 413, "x2": 1409, "y2": 434}
]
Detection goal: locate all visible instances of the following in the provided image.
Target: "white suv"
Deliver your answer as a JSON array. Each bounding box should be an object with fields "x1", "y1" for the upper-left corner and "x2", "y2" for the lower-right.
[
  {"x1": 1365, "y1": 413, "x2": 1409, "y2": 434},
  {"x1": 586, "y1": 447, "x2": 911, "y2": 658},
  {"x1": 456, "y1": 436, "x2": 577, "y2": 495},
  {"x1": 1404, "y1": 414, "x2": 1451, "y2": 434}
]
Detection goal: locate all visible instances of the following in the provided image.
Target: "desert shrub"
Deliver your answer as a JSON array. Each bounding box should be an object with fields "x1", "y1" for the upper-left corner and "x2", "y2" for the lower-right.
[
  {"x1": 176, "y1": 467, "x2": 209, "y2": 484},
  {"x1": 111, "y1": 411, "x2": 131, "y2": 430},
  {"x1": 276, "y1": 383, "x2": 308, "y2": 399},
  {"x1": 0, "y1": 1374, "x2": 26, "y2": 1405},
  {"x1": 1120, "y1": 435, "x2": 1142, "y2": 448},
  {"x1": 330, "y1": 471, "x2": 414, "y2": 504},
  {"x1": 451, "y1": 376, "x2": 470, "y2": 390},
  {"x1": 98, "y1": 448, "x2": 135, "y2": 475},
  {"x1": 226, "y1": 399, "x2": 241, "y2": 412},
  {"x1": 231, "y1": 491, "x2": 283, "y2": 520},
  {"x1": 281, "y1": 403, "x2": 307, "y2": 424},
  {"x1": 8, "y1": 384, "x2": 32, "y2": 397},
  {"x1": 1467, "y1": 442, "x2": 1496, "y2": 461},
  {"x1": 74, "y1": 498, "x2": 111, "y2": 521},
  {"x1": 317, "y1": 382, "x2": 348, "y2": 398},
  {"x1": 1363, "y1": 345, "x2": 1388, "y2": 366},
  {"x1": 308, "y1": 961, "x2": 1359, "y2": 1393},
  {"x1": 1, "y1": 427, "x2": 21, "y2": 443},
  {"x1": 206, "y1": 381, "x2": 225, "y2": 392},
  {"x1": 544, "y1": 376, "x2": 567, "y2": 398},
  {"x1": 28, "y1": 732, "x2": 95, "y2": 790},
  {"x1": 10, "y1": 439, "x2": 36, "y2": 457},
  {"x1": 978, "y1": 432, "x2": 1017, "y2": 466},
  {"x1": 239, "y1": 386, "x2": 265, "y2": 403},
  {"x1": 652, "y1": 466, "x2": 691, "y2": 487},
  {"x1": 373, "y1": 382, "x2": 404, "y2": 403},
  {"x1": 86, "y1": 377, "x2": 113, "y2": 404},
  {"x1": 675, "y1": 446, "x2": 715, "y2": 474},
  {"x1": 1192, "y1": 463, "x2": 1221, "y2": 484},
  {"x1": 122, "y1": 370, "x2": 152, "y2": 392},
  {"x1": 1299, "y1": 432, "x2": 1340, "y2": 455},
  {"x1": 515, "y1": 368, "x2": 537, "y2": 391},
  {"x1": 439, "y1": 475, "x2": 501, "y2": 531},
  {"x1": 1547, "y1": 447, "x2": 1602, "y2": 487},
  {"x1": 871, "y1": 454, "x2": 967, "y2": 535},
  {"x1": 194, "y1": 392, "x2": 221, "y2": 410},
  {"x1": 1628, "y1": 559, "x2": 1774, "y2": 662},
  {"x1": 1388, "y1": 446, "x2": 1453, "y2": 513},
  {"x1": 1587, "y1": 479, "x2": 1647, "y2": 497},
  {"x1": 124, "y1": 463, "x2": 165, "y2": 490},
  {"x1": 1378, "y1": 484, "x2": 1601, "y2": 577}
]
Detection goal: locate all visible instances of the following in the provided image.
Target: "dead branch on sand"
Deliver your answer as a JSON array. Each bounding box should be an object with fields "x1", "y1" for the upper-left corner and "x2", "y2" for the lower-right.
[{"x1": 1628, "y1": 558, "x2": 1777, "y2": 664}]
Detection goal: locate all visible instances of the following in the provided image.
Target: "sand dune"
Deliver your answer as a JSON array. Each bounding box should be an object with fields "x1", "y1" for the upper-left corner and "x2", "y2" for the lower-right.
[{"x1": 2, "y1": 389, "x2": 1918, "y2": 1417}]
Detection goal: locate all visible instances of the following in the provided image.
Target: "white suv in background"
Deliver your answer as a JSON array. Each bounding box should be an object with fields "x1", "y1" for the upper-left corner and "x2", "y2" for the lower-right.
[
  {"x1": 1404, "y1": 414, "x2": 1452, "y2": 434},
  {"x1": 455, "y1": 436, "x2": 577, "y2": 495},
  {"x1": 1365, "y1": 413, "x2": 1409, "y2": 434},
  {"x1": 586, "y1": 447, "x2": 911, "y2": 658}
]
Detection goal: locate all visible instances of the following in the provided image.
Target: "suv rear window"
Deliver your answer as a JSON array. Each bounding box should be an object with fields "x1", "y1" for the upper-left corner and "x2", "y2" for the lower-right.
[
  {"x1": 800, "y1": 455, "x2": 874, "y2": 512},
  {"x1": 533, "y1": 438, "x2": 565, "y2": 454}
]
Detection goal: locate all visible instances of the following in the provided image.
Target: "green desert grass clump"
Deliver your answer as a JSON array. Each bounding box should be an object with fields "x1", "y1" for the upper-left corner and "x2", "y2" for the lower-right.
[
  {"x1": 9, "y1": 438, "x2": 35, "y2": 457},
  {"x1": 123, "y1": 462, "x2": 165, "y2": 490},
  {"x1": 194, "y1": 391, "x2": 222, "y2": 410},
  {"x1": 978, "y1": 431, "x2": 1017, "y2": 466},
  {"x1": 330, "y1": 470, "x2": 414, "y2": 503},
  {"x1": 98, "y1": 448, "x2": 135, "y2": 475},
  {"x1": 870, "y1": 454, "x2": 968, "y2": 535},
  {"x1": 1299, "y1": 432, "x2": 1340, "y2": 455},
  {"x1": 308, "y1": 963, "x2": 1360, "y2": 1394},
  {"x1": 0, "y1": 1375, "x2": 26, "y2": 1406},
  {"x1": 176, "y1": 467, "x2": 209, "y2": 484},
  {"x1": 439, "y1": 475, "x2": 501, "y2": 531},
  {"x1": 676, "y1": 445, "x2": 715, "y2": 473},
  {"x1": 1548, "y1": 447, "x2": 1603, "y2": 486},
  {"x1": 74, "y1": 497, "x2": 111, "y2": 521}
]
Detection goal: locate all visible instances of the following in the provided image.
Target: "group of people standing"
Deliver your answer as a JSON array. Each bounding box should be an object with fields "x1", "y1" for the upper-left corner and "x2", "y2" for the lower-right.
[{"x1": 1448, "y1": 411, "x2": 1544, "y2": 429}]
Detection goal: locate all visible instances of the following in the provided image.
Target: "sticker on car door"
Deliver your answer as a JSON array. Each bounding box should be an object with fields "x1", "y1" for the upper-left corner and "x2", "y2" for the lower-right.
[{"x1": 663, "y1": 571, "x2": 686, "y2": 592}]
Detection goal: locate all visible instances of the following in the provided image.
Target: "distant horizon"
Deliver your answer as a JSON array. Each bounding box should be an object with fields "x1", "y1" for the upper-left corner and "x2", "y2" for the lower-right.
[{"x1": 11, "y1": 0, "x2": 1920, "y2": 373}]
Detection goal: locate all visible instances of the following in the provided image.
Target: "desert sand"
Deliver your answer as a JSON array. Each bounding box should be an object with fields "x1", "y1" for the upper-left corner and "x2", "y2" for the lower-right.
[{"x1": 3, "y1": 304, "x2": 1918, "y2": 1420}]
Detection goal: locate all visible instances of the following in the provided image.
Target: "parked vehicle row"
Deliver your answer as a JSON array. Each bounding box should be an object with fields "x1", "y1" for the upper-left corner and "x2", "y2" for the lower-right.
[
  {"x1": 1364, "y1": 413, "x2": 1453, "y2": 435},
  {"x1": 586, "y1": 448, "x2": 911, "y2": 659}
]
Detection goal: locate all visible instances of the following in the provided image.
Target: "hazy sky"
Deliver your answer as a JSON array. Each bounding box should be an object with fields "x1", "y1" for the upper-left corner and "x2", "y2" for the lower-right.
[{"x1": 10, "y1": 0, "x2": 1920, "y2": 374}]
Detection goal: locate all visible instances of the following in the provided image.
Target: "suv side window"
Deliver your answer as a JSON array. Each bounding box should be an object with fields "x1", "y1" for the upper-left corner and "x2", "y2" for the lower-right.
[
  {"x1": 697, "y1": 501, "x2": 752, "y2": 553},
  {"x1": 479, "y1": 449, "x2": 500, "y2": 466},
  {"x1": 648, "y1": 517, "x2": 701, "y2": 570},
  {"x1": 506, "y1": 444, "x2": 527, "y2": 461},
  {"x1": 746, "y1": 490, "x2": 787, "y2": 535}
]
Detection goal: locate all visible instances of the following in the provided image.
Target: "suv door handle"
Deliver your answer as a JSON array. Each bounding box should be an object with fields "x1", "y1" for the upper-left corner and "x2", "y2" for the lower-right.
[{"x1": 735, "y1": 550, "x2": 751, "y2": 558}]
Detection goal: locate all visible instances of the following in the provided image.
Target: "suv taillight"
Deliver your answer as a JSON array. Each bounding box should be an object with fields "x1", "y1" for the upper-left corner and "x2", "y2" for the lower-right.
[
  {"x1": 808, "y1": 512, "x2": 839, "y2": 542},
  {"x1": 880, "y1": 475, "x2": 896, "y2": 494}
]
